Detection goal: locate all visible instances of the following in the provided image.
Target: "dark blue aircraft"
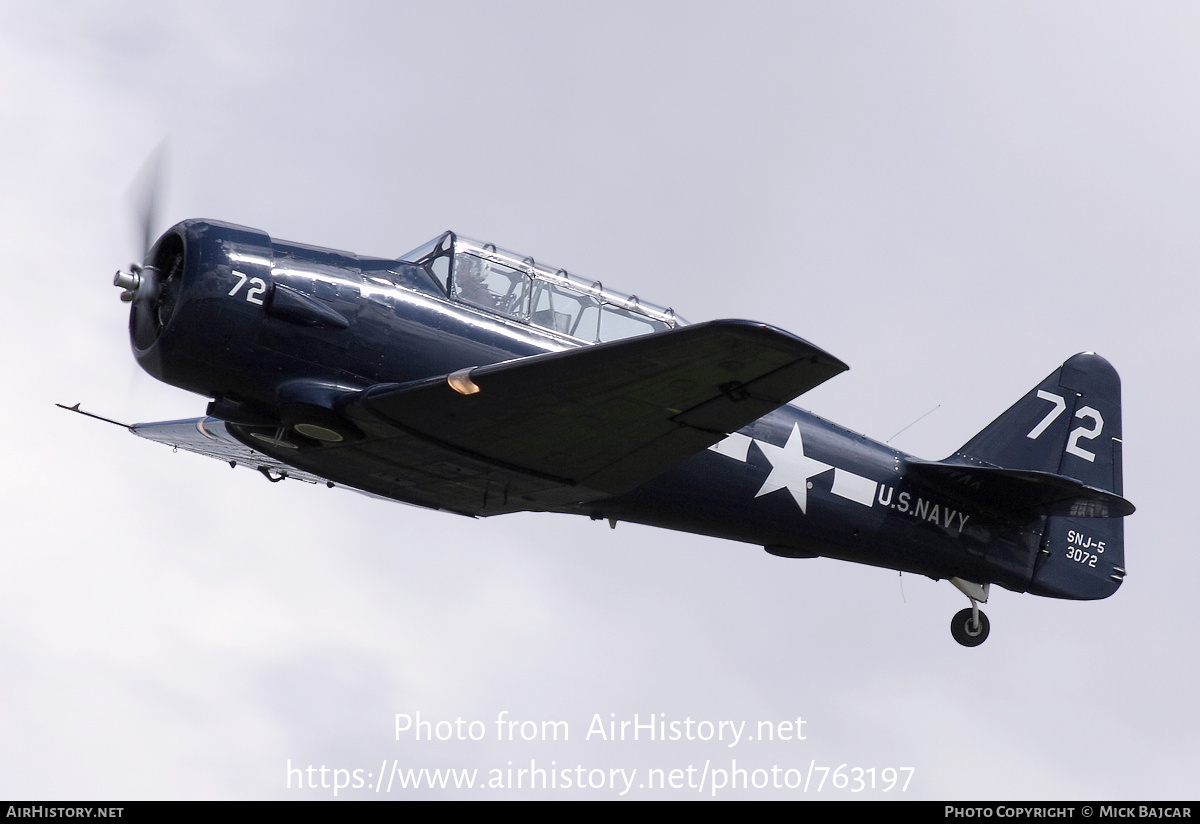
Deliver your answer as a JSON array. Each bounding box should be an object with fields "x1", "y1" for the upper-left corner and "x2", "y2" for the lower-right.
[{"x1": 88, "y1": 220, "x2": 1133, "y2": 646}]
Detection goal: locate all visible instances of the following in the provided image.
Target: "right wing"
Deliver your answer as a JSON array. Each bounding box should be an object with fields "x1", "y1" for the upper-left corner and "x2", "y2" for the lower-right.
[{"x1": 249, "y1": 319, "x2": 847, "y2": 514}]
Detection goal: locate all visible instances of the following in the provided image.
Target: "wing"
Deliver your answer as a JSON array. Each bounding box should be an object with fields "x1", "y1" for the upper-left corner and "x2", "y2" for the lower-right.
[
  {"x1": 244, "y1": 319, "x2": 847, "y2": 515},
  {"x1": 130, "y1": 417, "x2": 329, "y2": 485}
]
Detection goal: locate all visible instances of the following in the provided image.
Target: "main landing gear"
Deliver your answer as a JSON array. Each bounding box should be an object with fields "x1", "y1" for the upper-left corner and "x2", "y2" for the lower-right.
[{"x1": 949, "y1": 578, "x2": 991, "y2": 647}]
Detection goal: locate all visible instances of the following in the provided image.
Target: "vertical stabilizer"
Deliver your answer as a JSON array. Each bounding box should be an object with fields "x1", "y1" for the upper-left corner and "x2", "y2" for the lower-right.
[
  {"x1": 952, "y1": 353, "x2": 1122, "y2": 494},
  {"x1": 951, "y1": 353, "x2": 1126, "y2": 599}
]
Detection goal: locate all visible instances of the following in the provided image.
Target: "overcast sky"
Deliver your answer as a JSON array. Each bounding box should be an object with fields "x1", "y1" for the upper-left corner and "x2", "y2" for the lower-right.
[{"x1": 2, "y1": 1, "x2": 1197, "y2": 799}]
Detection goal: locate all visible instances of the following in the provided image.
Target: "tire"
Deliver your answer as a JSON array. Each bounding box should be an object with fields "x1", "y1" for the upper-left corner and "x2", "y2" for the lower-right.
[{"x1": 951, "y1": 607, "x2": 990, "y2": 647}]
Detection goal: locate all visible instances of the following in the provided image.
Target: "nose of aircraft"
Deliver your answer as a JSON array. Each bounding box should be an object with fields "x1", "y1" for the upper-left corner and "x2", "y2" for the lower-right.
[{"x1": 115, "y1": 228, "x2": 186, "y2": 352}]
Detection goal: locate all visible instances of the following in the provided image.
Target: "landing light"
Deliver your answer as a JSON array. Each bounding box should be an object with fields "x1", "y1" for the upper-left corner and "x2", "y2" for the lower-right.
[{"x1": 447, "y1": 368, "x2": 481, "y2": 395}]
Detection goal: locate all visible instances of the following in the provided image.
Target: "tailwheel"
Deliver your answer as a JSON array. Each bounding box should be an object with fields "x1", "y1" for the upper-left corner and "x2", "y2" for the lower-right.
[{"x1": 951, "y1": 607, "x2": 990, "y2": 647}]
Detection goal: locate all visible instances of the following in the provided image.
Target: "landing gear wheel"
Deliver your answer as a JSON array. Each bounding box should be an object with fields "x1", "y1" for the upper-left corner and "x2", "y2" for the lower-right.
[{"x1": 951, "y1": 607, "x2": 990, "y2": 647}]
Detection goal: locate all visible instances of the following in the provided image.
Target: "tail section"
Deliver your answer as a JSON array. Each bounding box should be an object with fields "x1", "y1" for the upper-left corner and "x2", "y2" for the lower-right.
[{"x1": 950, "y1": 353, "x2": 1128, "y2": 600}]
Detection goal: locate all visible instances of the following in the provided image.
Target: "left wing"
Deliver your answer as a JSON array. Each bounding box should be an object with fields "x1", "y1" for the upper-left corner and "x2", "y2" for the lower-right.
[
  {"x1": 130, "y1": 418, "x2": 328, "y2": 485},
  {"x1": 57, "y1": 403, "x2": 328, "y2": 486}
]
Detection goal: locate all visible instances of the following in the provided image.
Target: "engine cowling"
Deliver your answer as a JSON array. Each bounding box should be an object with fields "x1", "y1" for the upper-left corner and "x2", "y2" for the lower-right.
[{"x1": 120, "y1": 220, "x2": 280, "y2": 404}]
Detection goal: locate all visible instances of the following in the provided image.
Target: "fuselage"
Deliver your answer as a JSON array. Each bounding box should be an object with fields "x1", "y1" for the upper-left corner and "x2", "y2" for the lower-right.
[
  {"x1": 587, "y1": 405, "x2": 1039, "y2": 594},
  {"x1": 130, "y1": 220, "x2": 1042, "y2": 596}
]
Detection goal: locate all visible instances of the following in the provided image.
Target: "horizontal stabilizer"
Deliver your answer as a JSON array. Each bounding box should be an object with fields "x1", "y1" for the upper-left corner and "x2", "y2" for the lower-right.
[{"x1": 906, "y1": 460, "x2": 1135, "y2": 518}]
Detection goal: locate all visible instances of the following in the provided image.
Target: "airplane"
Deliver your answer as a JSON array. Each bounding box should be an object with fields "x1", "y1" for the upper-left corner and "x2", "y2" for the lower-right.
[{"x1": 72, "y1": 218, "x2": 1133, "y2": 647}]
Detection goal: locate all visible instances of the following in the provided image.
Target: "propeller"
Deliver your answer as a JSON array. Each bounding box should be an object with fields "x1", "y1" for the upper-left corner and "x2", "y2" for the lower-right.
[
  {"x1": 114, "y1": 141, "x2": 167, "y2": 302},
  {"x1": 113, "y1": 142, "x2": 182, "y2": 349},
  {"x1": 134, "y1": 140, "x2": 166, "y2": 258}
]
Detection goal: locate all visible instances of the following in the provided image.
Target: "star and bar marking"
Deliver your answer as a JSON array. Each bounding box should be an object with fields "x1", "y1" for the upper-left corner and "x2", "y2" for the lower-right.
[{"x1": 708, "y1": 424, "x2": 878, "y2": 513}]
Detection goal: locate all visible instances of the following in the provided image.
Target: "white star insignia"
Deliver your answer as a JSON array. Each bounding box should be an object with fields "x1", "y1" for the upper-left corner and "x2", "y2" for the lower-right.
[{"x1": 754, "y1": 423, "x2": 832, "y2": 513}]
